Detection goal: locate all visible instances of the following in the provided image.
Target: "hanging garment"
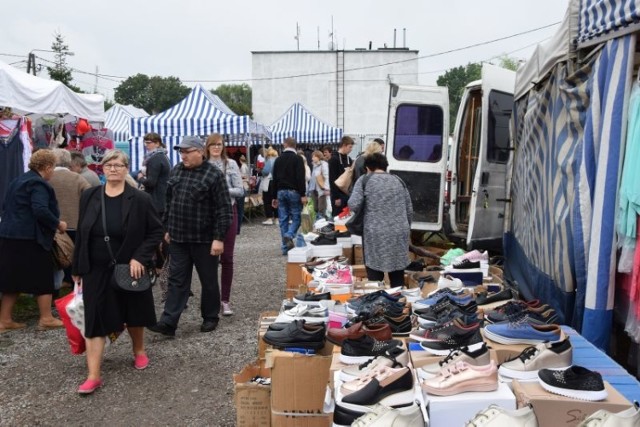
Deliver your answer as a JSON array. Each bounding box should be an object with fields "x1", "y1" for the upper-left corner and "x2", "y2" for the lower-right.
[
  {"x1": 0, "y1": 124, "x2": 26, "y2": 214},
  {"x1": 80, "y1": 128, "x2": 114, "y2": 176}
]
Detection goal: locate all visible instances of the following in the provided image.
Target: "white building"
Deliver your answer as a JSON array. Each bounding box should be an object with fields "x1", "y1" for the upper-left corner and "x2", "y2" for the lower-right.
[{"x1": 251, "y1": 48, "x2": 419, "y2": 148}]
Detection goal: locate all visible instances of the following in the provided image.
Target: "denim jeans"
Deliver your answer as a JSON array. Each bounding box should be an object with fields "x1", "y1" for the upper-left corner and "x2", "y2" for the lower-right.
[
  {"x1": 159, "y1": 241, "x2": 220, "y2": 328},
  {"x1": 277, "y1": 189, "x2": 303, "y2": 254}
]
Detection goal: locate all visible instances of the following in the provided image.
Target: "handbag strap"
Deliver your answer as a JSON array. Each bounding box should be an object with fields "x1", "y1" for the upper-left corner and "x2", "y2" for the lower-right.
[{"x1": 100, "y1": 188, "x2": 117, "y2": 266}]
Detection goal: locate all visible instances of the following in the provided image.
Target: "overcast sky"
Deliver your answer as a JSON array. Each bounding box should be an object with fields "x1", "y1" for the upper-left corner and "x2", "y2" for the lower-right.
[{"x1": 2, "y1": 0, "x2": 568, "y2": 100}]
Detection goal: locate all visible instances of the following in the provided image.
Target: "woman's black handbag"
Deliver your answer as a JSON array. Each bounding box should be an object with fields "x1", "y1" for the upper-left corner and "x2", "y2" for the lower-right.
[
  {"x1": 101, "y1": 189, "x2": 155, "y2": 292},
  {"x1": 345, "y1": 175, "x2": 371, "y2": 236}
]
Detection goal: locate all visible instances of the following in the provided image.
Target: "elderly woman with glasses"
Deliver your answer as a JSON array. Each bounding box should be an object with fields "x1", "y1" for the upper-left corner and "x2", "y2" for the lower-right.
[
  {"x1": 204, "y1": 134, "x2": 244, "y2": 316},
  {"x1": 72, "y1": 149, "x2": 163, "y2": 394}
]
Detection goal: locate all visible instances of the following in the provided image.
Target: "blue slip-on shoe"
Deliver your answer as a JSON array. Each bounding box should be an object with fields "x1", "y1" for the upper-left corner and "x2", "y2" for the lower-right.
[
  {"x1": 483, "y1": 321, "x2": 561, "y2": 345},
  {"x1": 413, "y1": 292, "x2": 473, "y2": 311}
]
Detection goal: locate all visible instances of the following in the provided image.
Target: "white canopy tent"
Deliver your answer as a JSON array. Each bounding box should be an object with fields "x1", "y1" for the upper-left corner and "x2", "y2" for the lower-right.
[{"x1": 0, "y1": 59, "x2": 104, "y2": 120}]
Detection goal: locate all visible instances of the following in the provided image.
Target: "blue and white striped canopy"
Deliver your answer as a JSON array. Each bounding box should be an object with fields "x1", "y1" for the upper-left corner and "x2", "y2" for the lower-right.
[
  {"x1": 270, "y1": 103, "x2": 343, "y2": 144},
  {"x1": 104, "y1": 104, "x2": 149, "y2": 142},
  {"x1": 577, "y1": 0, "x2": 640, "y2": 48}
]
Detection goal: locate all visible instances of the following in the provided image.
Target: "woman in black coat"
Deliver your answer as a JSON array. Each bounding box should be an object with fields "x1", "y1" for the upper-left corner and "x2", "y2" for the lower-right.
[{"x1": 72, "y1": 150, "x2": 163, "y2": 394}]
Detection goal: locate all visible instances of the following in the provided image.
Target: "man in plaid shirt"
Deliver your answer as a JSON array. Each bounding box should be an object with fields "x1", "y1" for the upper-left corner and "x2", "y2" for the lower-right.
[{"x1": 149, "y1": 136, "x2": 232, "y2": 336}]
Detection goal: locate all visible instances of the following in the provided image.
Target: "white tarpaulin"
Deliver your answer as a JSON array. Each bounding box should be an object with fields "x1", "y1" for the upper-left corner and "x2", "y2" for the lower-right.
[{"x1": 0, "y1": 60, "x2": 104, "y2": 120}]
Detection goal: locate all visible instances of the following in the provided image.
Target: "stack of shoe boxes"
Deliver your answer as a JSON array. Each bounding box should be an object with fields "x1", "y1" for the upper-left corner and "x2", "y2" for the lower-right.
[
  {"x1": 233, "y1": 363, "x2": 272, "y2": 427},
  {"x1": 266, "y1": 345, "x2": 334, "y2": 426}
]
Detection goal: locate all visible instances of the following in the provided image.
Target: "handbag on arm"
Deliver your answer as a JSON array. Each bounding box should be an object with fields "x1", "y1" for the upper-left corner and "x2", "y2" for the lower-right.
[{"x1": 101, "y1": 189, "x2": 156, "y2": 292}]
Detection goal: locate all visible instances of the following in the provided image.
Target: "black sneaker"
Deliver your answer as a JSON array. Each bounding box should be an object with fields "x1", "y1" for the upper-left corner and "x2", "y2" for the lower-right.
[
  {"x1": 417, "y1": 322, "x2": 484, "y2": 356},
  {"x1": 200, "y1": 319, "x2": 219, "y2": 333},
  {"x1": 374, "y1": 314, "x2": 412, "y2": 336},
  {"x1": 333, "y1": 403, "x2": 366, "y2": 426},
  {"x1": 340, "y1": 367, "x2": 414, "y2": 407},
  {"x1": 405, "y1": 258, "x2": 426, "y2": 272},
  {"x1": 293, "y1": 291, "x2": 331, "y2": 306},
  {"x1": 475, "y1": 288, "x2": 515, "y2": 305},
  {"x1": 450, "y1": 259, "x2": 481, "y2": 269},
  {"x1": 538, "y1": 366, "x2": 607, "y2": 401},
  {"x1": 262, "y1": 320, "x2": 326, "y2": 350},
  {"x1": 414, "y1": 298, "x2": 478, "y2": 319},
  {"x1": 284, "y1": 236, "x2": 295, "y2": 251},
  {"x1": 147, "y1": 322, "x2": 176, "y2": 337},
  {"x1": 340, "y1": 335, "x2": 402, "y2": 364},
  {"x1": 310, "y1": 235, "x2": 337, "y2": 246}
]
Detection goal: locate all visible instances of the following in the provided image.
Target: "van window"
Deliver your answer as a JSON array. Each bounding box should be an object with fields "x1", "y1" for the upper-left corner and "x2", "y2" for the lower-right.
[
  {"x1": 486, "y1": 91, "x2": 512, "y2": 164},
  {"x1": 393, "y1": 104, "x2": 444, "y2": 162}
]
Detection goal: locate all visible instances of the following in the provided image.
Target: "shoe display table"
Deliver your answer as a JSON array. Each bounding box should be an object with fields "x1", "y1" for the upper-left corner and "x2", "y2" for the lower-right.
[{"x1": 562, "y1": 326, "x2": 640, "y2": 401}]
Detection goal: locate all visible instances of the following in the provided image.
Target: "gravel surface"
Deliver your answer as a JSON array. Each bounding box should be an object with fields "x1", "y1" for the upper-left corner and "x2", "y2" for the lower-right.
[{"x1": 0, "y1": 221, "x2": 286, "y2": 426}]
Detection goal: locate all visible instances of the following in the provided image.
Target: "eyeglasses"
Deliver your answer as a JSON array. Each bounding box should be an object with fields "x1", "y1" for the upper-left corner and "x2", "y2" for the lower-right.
[
  {"x1": 103, "y1": 163, "x2": 127, "y2": 170},
  {"x1": 179, "y1": 148, "x2": 198, "y2": 155}
]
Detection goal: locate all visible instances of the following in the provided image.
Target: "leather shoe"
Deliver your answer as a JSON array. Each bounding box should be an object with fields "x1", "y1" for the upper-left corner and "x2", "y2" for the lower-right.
[
  {"x1": 147, "y1": 322, "x2": 176, "y2": 337},
  {"x1": 327, "y1": 321, "x2": 392, "y2": 346},
  {"x1": 201, "y1": 319, "x2": 219, "y2": 332}
]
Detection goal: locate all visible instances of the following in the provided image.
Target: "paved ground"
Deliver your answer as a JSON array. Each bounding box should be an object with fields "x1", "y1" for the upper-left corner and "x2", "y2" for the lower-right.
[{"x1": 0, "y1": 221, "x2": 285, "y2": 426}]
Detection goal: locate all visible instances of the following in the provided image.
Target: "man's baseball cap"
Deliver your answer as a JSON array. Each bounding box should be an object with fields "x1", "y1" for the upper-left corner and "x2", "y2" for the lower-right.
[{"x1": 174, "y1": 136, "x2": 204, "y2": 150}]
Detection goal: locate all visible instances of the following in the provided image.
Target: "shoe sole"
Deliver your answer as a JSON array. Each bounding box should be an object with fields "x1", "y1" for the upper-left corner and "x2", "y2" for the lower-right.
[
  {"x1": 421, "y1": 379, "x2": 498, "y2": 396},
  {"x1": 262, "y1": 335, "x2": 325, "y2": 350},
  {"x1": 483, "y1": 328, "x2": 559, "y2": 345},
  {"x1": 78, "y1": 382, "x2": 103, "y2": 395},
  {"x1": 539, "y1": 380, "x2": 608, "y2": 401},
  {"x1": 222, "y1": 311, "x2": 234, "y2": 316},
  {"x1": 499, "y1": 365, "x2": 570, "y2": 381}
]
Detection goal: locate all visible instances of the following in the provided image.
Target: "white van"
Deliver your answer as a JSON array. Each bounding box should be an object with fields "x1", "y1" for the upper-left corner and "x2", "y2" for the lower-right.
[{"x1": 385, "y1": 63, "x2": 515, "y2": 251}]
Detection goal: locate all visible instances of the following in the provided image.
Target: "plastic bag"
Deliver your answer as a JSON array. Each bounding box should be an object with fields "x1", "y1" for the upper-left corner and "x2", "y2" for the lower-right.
[
  {"x1": 54, "y1": 282, "x2": 85, "y2": 355},
  {"x1": 301, "y1": 198, "x2": 316, "y2": 234}
]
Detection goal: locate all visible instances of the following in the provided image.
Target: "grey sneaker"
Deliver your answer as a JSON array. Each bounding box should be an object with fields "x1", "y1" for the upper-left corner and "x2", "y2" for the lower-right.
[
  {"x1": 221, "y1": 302, "x2": 233, "y2": 316},
  {"x1": 465, "y1": 404, "x2": 538, "y2": 427},
  {"x1": 417, "y1": 344, "x2": 490, "y2": 380},
  {"x1": 499, "y1": 338, "x2": 572, "y2": 381}
]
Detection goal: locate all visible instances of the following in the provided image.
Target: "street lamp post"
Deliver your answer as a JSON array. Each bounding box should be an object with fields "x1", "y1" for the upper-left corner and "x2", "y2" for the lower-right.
[{"x1": 26, "y1": 49, "x2": 74, "y2": 76}]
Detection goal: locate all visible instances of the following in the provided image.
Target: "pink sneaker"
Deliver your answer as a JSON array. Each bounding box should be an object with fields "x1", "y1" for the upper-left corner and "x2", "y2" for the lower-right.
[
  {"x1": 454, "y1": 250, "x2": 488, "y2": 264},
  {"x1": 325, "y1": 266, "x2": 353, "y2": 284},
  {"x1": 134, "y1": 353, "x2": 149, "y2": 370},
  {"x1": 78, "y1": 378, "x2": 103, "y2": 394}
]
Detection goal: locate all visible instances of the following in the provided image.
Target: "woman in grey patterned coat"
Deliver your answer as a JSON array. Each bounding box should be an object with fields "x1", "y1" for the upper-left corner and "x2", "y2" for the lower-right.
[{"x1": 348, "y1": 153, "x2": 412, "y2": 286}]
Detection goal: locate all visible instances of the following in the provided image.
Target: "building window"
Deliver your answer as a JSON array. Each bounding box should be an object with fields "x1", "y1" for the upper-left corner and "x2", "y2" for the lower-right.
[{"x1": 393, "y1": 104, "x2": 444, "y2": 162}]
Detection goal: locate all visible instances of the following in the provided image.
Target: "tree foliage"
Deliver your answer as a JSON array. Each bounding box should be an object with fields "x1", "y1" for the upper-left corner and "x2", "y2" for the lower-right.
[
  {"x1": 212, "y1": 83, "x2": 252, "y2": 116},
  {"x1": 47, "y1": 31, "x2": 83, "y2": 93},
  {"x1": 114, "y1": 74, "x2": 190, "y2": 114},
  {"x1": 436, "y1": 63, "x2": 482, "y2": 133}
]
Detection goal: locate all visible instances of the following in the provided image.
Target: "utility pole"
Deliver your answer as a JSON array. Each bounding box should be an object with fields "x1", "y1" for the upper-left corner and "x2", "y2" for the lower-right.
[
  {"x1": 295, "y1": 22, "x2": 300, "y2": 50},
  {"x1": 94, "y1": 66, "x2": 99, "y2": 93}
]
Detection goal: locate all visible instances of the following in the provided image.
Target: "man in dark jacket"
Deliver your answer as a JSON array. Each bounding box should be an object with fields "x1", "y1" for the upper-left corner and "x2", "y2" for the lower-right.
[
  {"x1": 271, "y1": 137, "x2": 307, "y2": 255},
  {"x1": 328, "y1": 136, "x2": 354, "y2": 216},
  {"x1": 148, "y1": 136, "x2": 233, "y2": 336}
]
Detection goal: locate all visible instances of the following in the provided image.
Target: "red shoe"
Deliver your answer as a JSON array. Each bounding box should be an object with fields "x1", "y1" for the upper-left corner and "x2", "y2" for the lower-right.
[
  {"x1": 78, "y1": 379, "x2": 103, "y2": 395},
  {"x1": 134, "y1": 353, "x2": 149, "y2": 370}
]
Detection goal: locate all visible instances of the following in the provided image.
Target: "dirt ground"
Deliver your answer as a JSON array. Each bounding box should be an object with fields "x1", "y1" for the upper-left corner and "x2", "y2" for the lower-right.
[{"x1": 0, "y1": 221, "x2": 286, "y2": 426}]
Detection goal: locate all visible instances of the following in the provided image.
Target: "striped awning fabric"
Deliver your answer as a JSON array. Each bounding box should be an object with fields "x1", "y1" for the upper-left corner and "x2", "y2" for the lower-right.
[
  {"x1": 104, "y1": 104, "x2": 149, "y2": 142},
  {"x1": 270, "y1": 103, "x2": 343, "y2": 144},
  {"x1": 577, "y1": 0, "x2": 640, "y2": 48}
]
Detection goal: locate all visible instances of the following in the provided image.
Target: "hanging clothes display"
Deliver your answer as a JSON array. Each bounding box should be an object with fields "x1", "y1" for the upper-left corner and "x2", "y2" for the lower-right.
[
  {"x1": 80, "y1": 127, "x2": 114, "y2": 176},
  {"x1": 34, "y1": 115, "x2": 65, "y2": 149},
  {"x1": 0, "y1": 118, "x2": 30, "y2": 214}
]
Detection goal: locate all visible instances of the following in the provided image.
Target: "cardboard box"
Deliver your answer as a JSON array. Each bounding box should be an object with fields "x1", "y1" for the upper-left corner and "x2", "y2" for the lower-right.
[
  {"x1": 258, "y1": 311, "x2": 279, "y2": 361},
  {"x1": 426, "y1": 381, "x2": 516, "y2": 426},
  {"x1": 266, "y1": 344, "x2": 334, "y2": 419},
  {"x1": 351, "y1": 264, "x2": 367, "y2": 280},
  {"x1": 353, "y1": 245, "x2": 363, "y2": 265},
  {"x1": 286, "y1": 263, "x2": 305, "y2": 289},
  {"x1": 270, "y1": 412, "x2": 332, "y2": 427},
  {"x1": 341, "y1": 246, "x2": 353, "y2": 264},
  {"x1": 512, "y1": 380, "x2": 631, "y2": 427},
  {"x1": 234, "y1": 362, "x2": 271, "y2": 427}
]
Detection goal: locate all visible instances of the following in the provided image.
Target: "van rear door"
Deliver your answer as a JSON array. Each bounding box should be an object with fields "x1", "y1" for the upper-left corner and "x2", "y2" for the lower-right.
[
  {"x1": 466, "y1": 64, "x2": 515, "y2": 249},
  {"x1": 386, "y1": 84, "x2": 449, "y2": 232}
]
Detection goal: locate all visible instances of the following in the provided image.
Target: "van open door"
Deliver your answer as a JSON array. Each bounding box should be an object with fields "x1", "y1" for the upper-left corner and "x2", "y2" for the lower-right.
[
  {"x1": 386, "y1": 84, "x2": 449, "y2": 232},
  {"x1": 448, "y1": 64, "x2": 515, "y2": 250}
]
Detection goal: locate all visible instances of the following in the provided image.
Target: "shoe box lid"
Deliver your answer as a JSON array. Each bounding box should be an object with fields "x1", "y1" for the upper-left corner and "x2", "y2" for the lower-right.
[
  {"x1": 427, "y1": 381, "x2": 516, "y2": 427},
  {"x1": 288, "y1": 246, "x2": 313, "y2": 263},
  {"x1": 350, "y1": 234, "x2": 362, "y2": 245},
  {"x1": 234, "y1": 362, "x2": 272, "y2": 427},
  {"x1": 336, "y1": 237, "x2": 353, "y2": 248},
  {"x1": 512, "y1": 380, "x2": 631, "y2": 427},
  {"x1": 266, "y1": 343, "x2": 334, "y2": 414},
  {"x1": 310, "y1": 244, "x2": 344, "y2": 258}
]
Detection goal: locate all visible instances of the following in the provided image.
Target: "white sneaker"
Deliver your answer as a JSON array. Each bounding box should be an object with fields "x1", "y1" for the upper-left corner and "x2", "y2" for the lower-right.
[
  {"x1": 579, "y1": 404, "x2": 640, "y2": 427},
  {"x1": 262, "y1": 219, "x2": 273, "y2": 225},
  {"x1": 465, "y1": 404, "x2": 538, "y2": 427},
  {"x1": 351, "y1": 403, "x2": 424, "y2": 427},
  {"x1": 221, "y1": 301, "x2": 234, "y2": 316},
  {"x1": 437, "y1": 274, "x2": 463, "y2": 290}
]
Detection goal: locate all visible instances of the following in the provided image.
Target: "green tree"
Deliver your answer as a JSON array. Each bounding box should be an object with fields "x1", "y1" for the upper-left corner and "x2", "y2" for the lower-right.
[
  {"x1": 114, "y1": 74, "x2": 190, "y2": 114},
  {"x1": 437, "y1": 63, "x2": 482, "y2": 133},
  {"x1": 47, "y1": 31, "x2": 83, "y2": 93},
  {"x1": 498, "y1": 55, "x2": 520, "y2": 71},
  {"x1": 212, "y1": 83, "x2": 252, "y2": 116},
  {"x1": 104, "y1": 98, "x2": 114, "y2": 111}
]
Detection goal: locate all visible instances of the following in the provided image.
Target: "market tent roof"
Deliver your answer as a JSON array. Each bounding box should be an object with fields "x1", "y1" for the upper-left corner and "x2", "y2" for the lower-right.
[
  {"x1": 577, "y1": 0, "x2": 640, "y2": 48},
  {"x1": 129, "y1": 84, "x2": 270, "y2": 169},
  {"x1": 0, "y1": 59, "x2": 104, "y2": 120},
  {"x1": 269, "y1": 102, "x2": 343, "y2": 144},
  {"x1": 104, "y1": 104, "x2": 149, "y2": 142}
]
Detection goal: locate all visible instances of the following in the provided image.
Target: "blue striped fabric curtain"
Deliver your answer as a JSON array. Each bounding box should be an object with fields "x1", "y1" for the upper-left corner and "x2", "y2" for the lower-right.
[
  {"x1": 506, "y1": 34, "x2": 634, "y2": 349},
  {"x1": 577, "y1": 0, "x2": 640, "y2": 48}
]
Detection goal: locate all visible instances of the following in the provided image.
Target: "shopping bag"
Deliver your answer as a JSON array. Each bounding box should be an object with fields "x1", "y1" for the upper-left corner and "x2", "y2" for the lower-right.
[
  {"x1": 301, "y1": 203, "x2": 313, "y2": 234},
  {"x1": 334, "y1": 166, "x2": 354, "y2": 195},
  {"x1": 54, "y1": 283, "x2": 85, "y2": 355}
]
